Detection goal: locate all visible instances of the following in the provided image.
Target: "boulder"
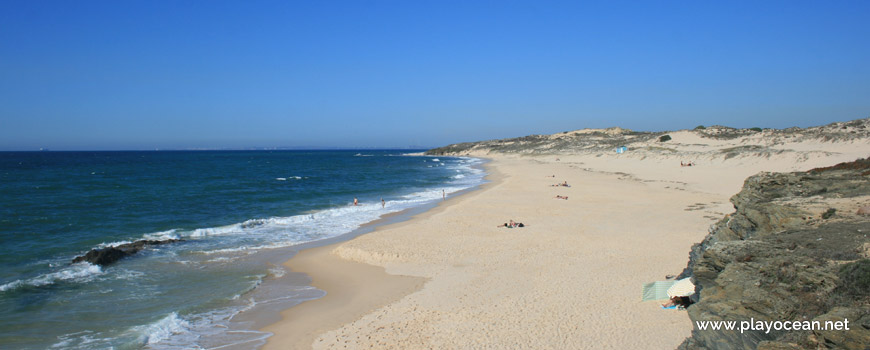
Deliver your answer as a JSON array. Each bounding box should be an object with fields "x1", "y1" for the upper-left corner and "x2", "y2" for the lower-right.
[{"x1": 72, "y1": 239, "x2": 182, "y2": 266}]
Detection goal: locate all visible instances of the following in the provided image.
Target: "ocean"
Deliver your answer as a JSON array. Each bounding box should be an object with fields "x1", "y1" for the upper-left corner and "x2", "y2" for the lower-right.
[{"x1": 0, "y1": 150, "x2": 485, "y2": 349}]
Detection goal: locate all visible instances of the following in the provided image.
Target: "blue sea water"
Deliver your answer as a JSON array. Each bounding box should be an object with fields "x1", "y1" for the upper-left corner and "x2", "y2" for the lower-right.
[{"x1": 0, "y1": 150, "x2": 485, "y2": 349}]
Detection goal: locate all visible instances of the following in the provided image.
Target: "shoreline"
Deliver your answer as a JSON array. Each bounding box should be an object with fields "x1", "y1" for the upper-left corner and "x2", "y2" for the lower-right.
[
  {"x1": 258, "y1": 160, "x2": 500, "y2": 349},
  {"x1": 257, "y1": 155, "x2": 712, "y2": 349}
]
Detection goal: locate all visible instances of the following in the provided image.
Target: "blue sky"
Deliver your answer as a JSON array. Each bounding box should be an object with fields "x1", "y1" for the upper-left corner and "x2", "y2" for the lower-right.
[{"x1": 1, "y1": 1, "x2": 868, "y2": 150}]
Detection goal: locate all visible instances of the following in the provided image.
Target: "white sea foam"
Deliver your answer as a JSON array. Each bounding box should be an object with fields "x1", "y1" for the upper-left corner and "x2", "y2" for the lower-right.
[
  {"x1": 96, "y1": 240, "x2": 133, "y2": 249},
  {"x1": 196, "y1": 242, "x2": 292, "y2": 256},
  {"x1": 132, "y1": 312, "x2": 191, "y2": 345},
  {"x1": 143, "y1": 305, "x2": 272, "y2": 350},
  {"x1": 96, "y1": 229, "x2": 179, "y2": 248},
  {"x1": 0, "y1": 263, "x2": 103, "y2": 292},
  {"x1": 196, "y1": 246, "x2": 252, "y2": 255},
  {"x1": 276, "y1": 177, "x2": 287, "y2": 181},
  {"x1": 191, "y1": 224, "x2": 241, "y2": 237},
  {"x1": 51, "y1": 331, "x2": 108, "y2": 349},
  {"x1": 204, "y1": 257, "x2": 235, "y2": 263},
  {"x1": 268, "y1": 266, "x2": 286, "y2": 278},
  {"x1": 142, "y1": 229, "x2": 180, "y2": 241},
  {"x1": 112, "y1": 269, "x2": 146, "y2": 281}
]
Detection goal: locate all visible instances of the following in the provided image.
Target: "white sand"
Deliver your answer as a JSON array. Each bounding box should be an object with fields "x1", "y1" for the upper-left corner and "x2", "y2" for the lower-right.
[{"x1": 262, "y1": 136, "x2": 869, "y2": 349}]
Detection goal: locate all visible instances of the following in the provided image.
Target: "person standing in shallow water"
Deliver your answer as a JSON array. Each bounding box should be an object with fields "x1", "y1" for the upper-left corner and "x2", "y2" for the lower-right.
[
  {"x1": 442, "y1": 190, "x2": 446, "y2": 200},
  {"x1": 381, "y1": 198, "x2": 385, "y2": 208},
  {"x1": 353, "y1": 197, "x2": 358, "y2": 206}
]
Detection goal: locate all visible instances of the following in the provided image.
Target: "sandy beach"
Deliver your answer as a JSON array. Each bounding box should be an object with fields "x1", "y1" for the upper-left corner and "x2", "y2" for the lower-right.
[
  {"x1": 261, "y1": 132, "x2": 868, "y2": 349},
  {"x1": 6, "y1": 2, "x2": 870, "y2": 348}
]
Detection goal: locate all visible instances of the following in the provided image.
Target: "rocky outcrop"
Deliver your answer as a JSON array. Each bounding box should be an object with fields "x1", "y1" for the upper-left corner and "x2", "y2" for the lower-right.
[
  {"x1": 677, "y1": 158, "x2": 870, "y2": 349},
  {"x1": 72, "y1": 239, "x2": 182, "y2": 266}
]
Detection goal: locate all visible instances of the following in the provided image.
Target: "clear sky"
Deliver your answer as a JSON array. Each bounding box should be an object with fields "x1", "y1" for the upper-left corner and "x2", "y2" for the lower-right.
[{"x1": 1, "y1": 1, "x2": 868, "y2": 150}]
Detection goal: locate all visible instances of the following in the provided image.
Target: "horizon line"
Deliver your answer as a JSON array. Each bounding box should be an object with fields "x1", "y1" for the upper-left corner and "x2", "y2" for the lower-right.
[{"x1": 0, "y1": 147, "x2": 435, "y2": 152}]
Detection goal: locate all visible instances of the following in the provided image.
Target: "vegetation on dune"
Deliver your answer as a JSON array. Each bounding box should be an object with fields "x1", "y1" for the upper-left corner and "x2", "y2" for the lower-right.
[
  {"x1": 809, "y1": 157, "x2": 870, "y2": 175},
  {"x1": 425, "y1": 118, "x2": 870, "y2": 156}
]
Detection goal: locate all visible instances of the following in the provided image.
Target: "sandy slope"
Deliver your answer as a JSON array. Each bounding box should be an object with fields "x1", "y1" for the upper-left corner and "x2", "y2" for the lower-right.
[{"x1": 262, "y1": 137, "x2": 868, "y2": 349}]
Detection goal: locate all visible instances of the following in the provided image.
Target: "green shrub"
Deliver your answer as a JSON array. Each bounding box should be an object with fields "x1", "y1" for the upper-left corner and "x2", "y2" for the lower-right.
[
  {"x1": 837, "y1": 259, "x2": 870, "y2": 297},
  {"x1": 694, "y1": 125, "x2": 706, "y2": 130},
  {"x1": 750, "y1": 127, "x2": 763, "y2": 132},
  {"x1": 659, "y1": 135, "x2": 672, "y2": 142},
  {"x1": 822, "y1": 208, "x2": 836, "y2": 219}
]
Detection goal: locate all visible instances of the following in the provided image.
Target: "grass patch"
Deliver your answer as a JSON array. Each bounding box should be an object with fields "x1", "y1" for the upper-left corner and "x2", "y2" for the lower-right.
[{"x1": 809, "y1": 157, "x2": 870, "y2": 174}]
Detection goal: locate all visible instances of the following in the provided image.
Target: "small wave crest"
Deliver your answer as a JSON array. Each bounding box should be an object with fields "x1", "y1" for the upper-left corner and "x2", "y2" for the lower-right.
[
  {"x1": 95, "y1": 230, "x2": 180, "y2": 249},
  {"x1": 0, "y1": 263, "x2": 103, "y2": 292},
  {"x1": 131, "y1": 312, "x2": 191, "y2": 345},
  {"x1": 191, "y1": 224, "x2": 240, "y2": 237},
  {"x1": 268, "y1": 266, "x2": 286, "y2": 278},
  {"x1": 143, "y1": 229, "x2": 180, "y2": 241}
]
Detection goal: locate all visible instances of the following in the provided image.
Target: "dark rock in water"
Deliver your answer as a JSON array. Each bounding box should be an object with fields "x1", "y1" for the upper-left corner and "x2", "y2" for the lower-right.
[
  {"x1": 677, "y1": 158, "x2": 870, "y2": 350},
  {"x1": 72, "y1": 239, "x2": 182, "y2": 266}
]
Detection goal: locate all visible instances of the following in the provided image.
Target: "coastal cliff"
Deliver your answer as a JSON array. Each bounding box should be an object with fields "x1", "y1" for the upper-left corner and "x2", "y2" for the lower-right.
[{"x1": 677, "y1": 158, "x2": 870, "y2": 350}]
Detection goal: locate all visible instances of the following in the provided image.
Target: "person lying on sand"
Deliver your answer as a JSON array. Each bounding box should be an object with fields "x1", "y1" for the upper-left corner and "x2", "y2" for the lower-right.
[
  {"x1": 554, "y1": 195, "x2": 568, "y2": 200},
  {"x1": 661, "y1": 296, "x2": 693, "y2": 309},
  {"x1": 497, "y1": 220, "x2": 525, "y2": 228},
  {"x1": 680, "y1": 161, "x2": 696, "y2": 167},
  {"x1": 551, "y1": 181, "x2": 570, "y2": 187}
]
